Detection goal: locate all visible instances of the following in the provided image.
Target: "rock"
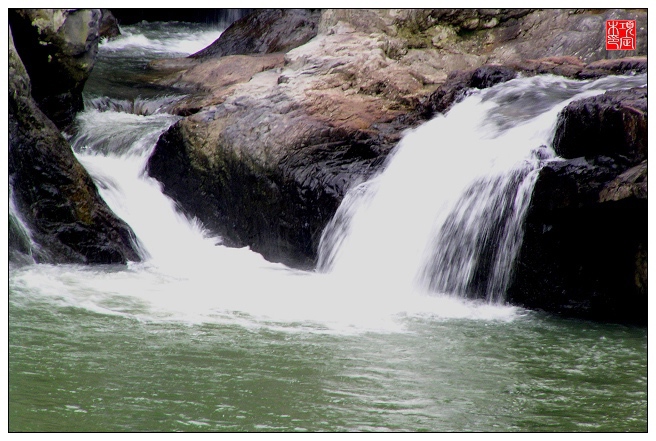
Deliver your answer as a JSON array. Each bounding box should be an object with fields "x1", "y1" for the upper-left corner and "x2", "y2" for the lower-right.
[
  {"x1": 99, "y1": 9, "x2": 120, "y2": 40},
  {"x1": 599, "y1": 161, "x2": 647, "y2": 202},
  {"x1": 9, "y1": 9, "x2": 101, "y2": 130},
  {"x1": 552, "y1": 87, "x2": 647, "y2": 166},
  {"x1": 508, "y1": 158, "x2": 647, "y2": 324},
  {"x1": 9, "y1": 25, "x2": 141, "y2": 264},
  {"x1": 578, "y1": 56, "x2": 647, "y2": 79},
  {"x1": 190, "y1": 9, "x2": 321, "y2": 59},
  {"x1": 508, "y1": 86, "x2": 648, "y2": 324},
  {"x1": 147, "y1": 98, "x2": 395, "y2": 268},
  {"x1": 421, "y1": 65, "x2": 518, "y2": 116},
  {"x1": 149, "y1": 53, "x2": 286, "y2": 111}
]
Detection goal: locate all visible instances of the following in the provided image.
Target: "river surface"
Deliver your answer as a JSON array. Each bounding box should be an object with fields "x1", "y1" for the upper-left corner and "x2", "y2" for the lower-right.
[{"x1": 8, "y1": 21, "x2": 648, "y2": 432}]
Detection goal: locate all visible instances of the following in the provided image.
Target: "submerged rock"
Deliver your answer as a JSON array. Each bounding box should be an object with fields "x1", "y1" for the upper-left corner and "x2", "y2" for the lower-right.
[{"x1": 9, "y1": 26, "x2": 141, "y2": 264}]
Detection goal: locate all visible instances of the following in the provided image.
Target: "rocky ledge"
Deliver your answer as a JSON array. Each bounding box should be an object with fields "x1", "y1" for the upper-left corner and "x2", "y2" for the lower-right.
[{"x1": 146, "y1": 8, "x2": 646, "y2": 276}]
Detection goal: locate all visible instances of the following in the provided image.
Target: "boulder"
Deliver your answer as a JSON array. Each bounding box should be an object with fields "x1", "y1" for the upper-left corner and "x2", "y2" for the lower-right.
[
  {"x1": 190, "y1": 9, "x2": 321, "y2": 59},
  {"x1": 99, "y1": 9, "x2": 120, "y2": 40},
  {"x1": 507, "y1": 89, "x2": 648, "y2": 324},
  {"x1": 552, "y1": 87, "x2": 647, "y2": 166},
  {"x1": 9, "y1": 26, "x2": 141, "y2": 265},
  {"x1": 9, "y1": 9, "x2": 101, "y2": 130}
]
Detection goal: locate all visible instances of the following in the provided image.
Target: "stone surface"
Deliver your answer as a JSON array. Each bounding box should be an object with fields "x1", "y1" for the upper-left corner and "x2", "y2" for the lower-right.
[
  {"x1": 507, "y1": 87, "x2": 648, "y2": 324},
  {"x1": 599, "y1": 161, "x2": 648, "y2": 202},
  {"x1": 552, "y1": 87, "x2": 647, "y2": 166},
  {"x1": 508, "y1": 159, "x2": 647, "y2": 324},
  {"x1": 9, "y1": 25, "x2": 141, "y2": 265},
  {"x1": 99, "y1": 9, "x2": 120, "y2": 40},
  {"x1": 191, "y1": 9, "x2": 321, "y2": 59},
  {"x1": 9, "y1": 8, "x2": 101, "y2": 130}
]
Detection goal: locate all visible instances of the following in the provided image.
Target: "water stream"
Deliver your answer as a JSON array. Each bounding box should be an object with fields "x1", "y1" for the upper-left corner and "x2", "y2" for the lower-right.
[{"x1": 8, "y1": 21, "x2": 647, "y2": 432}]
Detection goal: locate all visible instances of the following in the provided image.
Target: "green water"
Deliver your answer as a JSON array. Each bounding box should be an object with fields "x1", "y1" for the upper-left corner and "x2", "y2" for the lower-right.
[{"x1": 9, "y1": 282, "x2": 647, "y2": 432}]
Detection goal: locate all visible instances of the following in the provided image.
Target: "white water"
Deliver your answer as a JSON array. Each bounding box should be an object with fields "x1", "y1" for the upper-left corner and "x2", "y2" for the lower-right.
[{"x1": 101, "y1": 25, "x2": 224, "y2": 56}]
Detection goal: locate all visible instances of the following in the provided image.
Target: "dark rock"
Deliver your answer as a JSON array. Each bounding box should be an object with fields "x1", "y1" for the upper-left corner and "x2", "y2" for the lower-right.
[
  {"x1": 9, "y1": 26, "x2": 141, "y2": 265},
  {"x1": 508, "y1": 158, "x2": 647, "y2": 324},
  {"x1": 552, "y1": 87, "x2": 647, "y2": 166},
  {"x1": 599, "y1": 160, "x2": 647, "y2": 202},
  {"x1": 147, "y1": 118, "x2": 391, "y2": 269},
  {"x1": 9, "y1": 9, "x2": 101, "y2": 130},
  {"x1": 578, "y1": 56, "x2": 647, "y2": 79},
  {"x1": 190, "y1": 9, "x2": 320, "y2": 59},
  {"x1": 99, "y1": 9, "x2": 120, "y2": 40},
  {"x1": 508, "y1": 86, "x2": 648, "y2": 324},
  {"x1": 421, "y1": 65, "x2": 518, "y2": 116}
]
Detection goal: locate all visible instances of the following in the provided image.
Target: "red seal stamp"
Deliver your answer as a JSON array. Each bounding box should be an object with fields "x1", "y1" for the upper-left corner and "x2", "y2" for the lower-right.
[{"x1": 606, "y1": 20, "x2": 636, "y2": 50}]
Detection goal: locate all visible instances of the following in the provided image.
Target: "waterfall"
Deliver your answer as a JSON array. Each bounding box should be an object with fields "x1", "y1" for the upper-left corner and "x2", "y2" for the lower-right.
[
  {"x1": 69, "y1": 97, "x2": 214, "y2": 268},
  {"x1": 317, "y1": 74, "x2": 647, "y2": 303},
  {"x1": 8, "y1": 184, "x2": 42, "y2": 264}
]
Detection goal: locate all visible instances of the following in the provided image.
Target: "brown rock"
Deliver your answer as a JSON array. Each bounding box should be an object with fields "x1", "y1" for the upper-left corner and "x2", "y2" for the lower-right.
[{"x1": 599, "y1": 161, "x2": 648, "y2": 202}]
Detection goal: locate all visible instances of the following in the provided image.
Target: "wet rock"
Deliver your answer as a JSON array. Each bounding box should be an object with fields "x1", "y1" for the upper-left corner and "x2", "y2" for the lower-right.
[
  {"x1": 9, "y1": 9, "x2": 101, "y2": 130},
  {"x1": 552, "y1": 87, "x2": 647, "y2": 166},
  {"x1": 190, "y1": 9, "x2": 321, "y2": 59},
  {"x1": 599, "y1": 161, "x2": 647, "y2": 202},
  {"x1": 9, "y1": 26, "x2": 141, "y2": 264},
  {"x1": 99, "y1": 9, "x2": 120, "y2": 40},
  {"x1": 147, "y1": 101, "x2": 393, "y2": 269},
  {"x1": 508, "y1": 87, "x2": 648, "y2": 324},
  {"x1": 421, "y1": 65, "x2": 518, "y2": 116},
  {"x1": 577, "y1": 56, "x2": 647, "y2": 79}
]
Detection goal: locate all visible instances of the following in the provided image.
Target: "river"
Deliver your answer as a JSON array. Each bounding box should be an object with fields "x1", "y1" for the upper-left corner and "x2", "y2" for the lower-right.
[{"x1": 8, "y1": 21, "x2": 647, "y2": 432}]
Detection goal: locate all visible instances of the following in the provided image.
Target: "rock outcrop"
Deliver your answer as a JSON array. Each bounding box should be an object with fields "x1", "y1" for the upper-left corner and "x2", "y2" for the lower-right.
[
  {"x1": 8, "y1": 9, "x2": 101, "y2": 130},
  {"x1": 190, "y1": 9, "x2": 321, "y2": 59},
  {"x1": 552, "y1": 87, "x2": 647, "y2": 165},
  {"x1": 508, "y1": 87, "x2": 647, "y2": 324},
  {"x1": 146, "y1": 8, "x2": 646, "y2": 273},
  {"x1": 9, "y1": 24, "x2": 141, "y2": 264},
  {"x1": 99, "y1": 9, "x2": 120, "y2": 40}
]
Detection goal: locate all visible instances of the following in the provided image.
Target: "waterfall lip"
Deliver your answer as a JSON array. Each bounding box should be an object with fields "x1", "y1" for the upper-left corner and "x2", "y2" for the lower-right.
[{"x1": 83, "y1": 95, "x2": 187, "y2": 116}]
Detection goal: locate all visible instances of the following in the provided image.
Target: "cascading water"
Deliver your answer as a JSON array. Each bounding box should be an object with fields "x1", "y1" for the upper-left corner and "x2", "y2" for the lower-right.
[
  {"x1": 318, "y1": 74, "x2": 648, "y2": 304},
  {"x1": 9, "y1": 20, "x2": 647, "y2": 433}
]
